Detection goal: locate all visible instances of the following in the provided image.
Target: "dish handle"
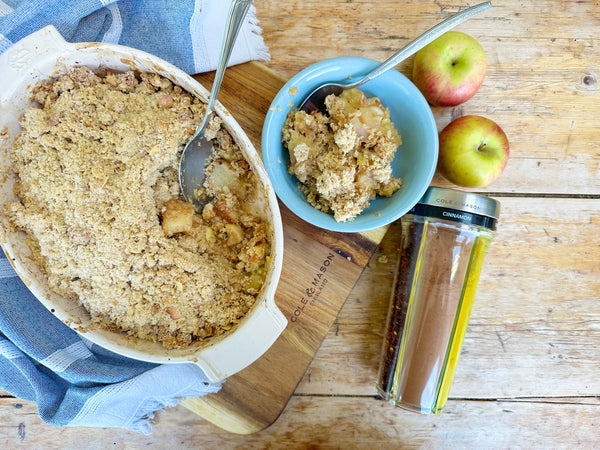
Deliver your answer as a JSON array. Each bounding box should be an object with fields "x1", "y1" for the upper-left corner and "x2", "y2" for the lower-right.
[
  {"x1": 0, "y1": 25, "x2": 71, "y2": 87},
  {"x1": 192, "y1": 301, "x2": 288, "y2": 383}
]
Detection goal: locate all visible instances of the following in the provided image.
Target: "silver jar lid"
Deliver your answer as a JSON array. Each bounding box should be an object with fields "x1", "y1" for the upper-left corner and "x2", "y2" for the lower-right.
[{"x1": 417, "y1": 187, "x2": 500, "y2": 220}]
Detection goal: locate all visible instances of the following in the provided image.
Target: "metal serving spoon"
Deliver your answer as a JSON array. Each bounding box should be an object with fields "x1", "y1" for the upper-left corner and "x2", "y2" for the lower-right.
[
  {"x1": 299, "y1": 1, "x2": 491, "y2": 114},
  {"x1": 179, "y1": 0, "x2": 254, "y2": 211}
]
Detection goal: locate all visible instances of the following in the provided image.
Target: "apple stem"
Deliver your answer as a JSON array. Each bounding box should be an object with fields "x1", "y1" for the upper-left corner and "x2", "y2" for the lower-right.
[{"x1": 477, "y1": 142, "x2": 487, "y2": 152}]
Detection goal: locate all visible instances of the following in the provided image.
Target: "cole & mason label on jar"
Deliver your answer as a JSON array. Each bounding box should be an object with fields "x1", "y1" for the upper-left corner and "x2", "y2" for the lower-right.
[
  {"x1": 434, "y1": 196, "x2": 483, "y2": 213},
  {"x1": 420, "y1": 187, "x2": 500, "y2": 223}
]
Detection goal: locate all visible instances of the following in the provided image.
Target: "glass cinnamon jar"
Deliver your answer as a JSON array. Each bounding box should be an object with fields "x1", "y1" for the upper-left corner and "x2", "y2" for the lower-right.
[{"x1": 376, "y1": 187, "x2": 500, "y2": 414}]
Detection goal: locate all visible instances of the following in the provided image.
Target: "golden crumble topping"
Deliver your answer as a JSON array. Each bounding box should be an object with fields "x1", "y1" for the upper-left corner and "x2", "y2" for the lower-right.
[
  {"x1": 282, "y1": 88, "x2": 402, "y2": 222},
  {"x1": 5, "y1": 67, "x2": 272, "y2": 349}
]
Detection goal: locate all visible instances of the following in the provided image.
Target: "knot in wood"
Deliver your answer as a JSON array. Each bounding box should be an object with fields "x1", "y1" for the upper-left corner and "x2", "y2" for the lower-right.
[{"x1": 582, "y1": 74, "x2": 596, "y2": 88}]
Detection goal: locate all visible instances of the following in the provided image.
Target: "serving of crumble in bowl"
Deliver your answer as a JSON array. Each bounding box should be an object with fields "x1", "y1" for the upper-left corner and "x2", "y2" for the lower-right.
[
  {"x1": 262, "y1": 56, "x2": 438, "y2": 232},
  {"x1": 0, "y1": 26, "x2": 286, "y2": 382}
]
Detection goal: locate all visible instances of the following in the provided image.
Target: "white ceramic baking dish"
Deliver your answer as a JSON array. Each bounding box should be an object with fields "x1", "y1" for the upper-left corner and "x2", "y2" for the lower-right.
[{"x1": 0, "y1": 26, "x2": 286, "y2": 383}]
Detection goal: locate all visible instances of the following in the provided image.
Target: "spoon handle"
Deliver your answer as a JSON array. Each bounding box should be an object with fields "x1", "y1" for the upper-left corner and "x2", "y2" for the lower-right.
[
  {"x1": 348, "y1": 1, "x2": 492, "y2": 88},
  {"x1": 204, "y1": 0, "x2": 254, "y2": 118}
]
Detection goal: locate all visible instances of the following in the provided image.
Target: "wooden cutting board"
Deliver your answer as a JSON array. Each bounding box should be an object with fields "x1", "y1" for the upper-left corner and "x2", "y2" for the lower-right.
[{"x1": 181, "y1": 61, "x2": 388, "y2": 434}]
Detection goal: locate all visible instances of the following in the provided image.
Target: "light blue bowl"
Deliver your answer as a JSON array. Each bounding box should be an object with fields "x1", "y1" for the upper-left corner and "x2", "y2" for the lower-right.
[{"x1": 262, "y1": 56, "x2": 438, "y2": 233}]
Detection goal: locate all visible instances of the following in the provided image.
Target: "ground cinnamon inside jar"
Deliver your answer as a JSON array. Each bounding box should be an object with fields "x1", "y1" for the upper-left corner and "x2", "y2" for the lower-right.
[{"x1": 376, "y1": 187, "x2": 498, "y2": 414}]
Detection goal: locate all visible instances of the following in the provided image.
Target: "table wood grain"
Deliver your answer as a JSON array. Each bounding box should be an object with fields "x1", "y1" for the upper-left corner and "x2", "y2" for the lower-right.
[{"x1": 2, "y1": 0, "x2": 599, "y2": 447}]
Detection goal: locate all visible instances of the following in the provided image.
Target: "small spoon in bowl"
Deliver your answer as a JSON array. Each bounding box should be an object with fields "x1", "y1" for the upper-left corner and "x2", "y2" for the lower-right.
[
  {"x1": 299, "y1": 1, "x2": 491, "y2": 114},
  {"x1": 179, "y1": 0, "x2": 254, "y2": 212}
]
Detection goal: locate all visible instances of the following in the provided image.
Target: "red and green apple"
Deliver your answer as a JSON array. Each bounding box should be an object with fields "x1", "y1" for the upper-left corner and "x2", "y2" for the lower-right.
[
  {"x1": 438, "y1": 115, "x2": 509, "y2": 188},
  {"x1": 412, "y1": 31, "x2": 487, "y2": 107}
]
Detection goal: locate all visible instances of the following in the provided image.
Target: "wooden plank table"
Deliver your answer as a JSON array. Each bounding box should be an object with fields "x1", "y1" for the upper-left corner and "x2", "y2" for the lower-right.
[{"x1": 2, "y1": 0, "x2": 599, "y2": 447}]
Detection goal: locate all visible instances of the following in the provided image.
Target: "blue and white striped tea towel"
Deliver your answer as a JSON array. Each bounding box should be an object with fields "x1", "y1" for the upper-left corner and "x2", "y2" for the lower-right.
[
  {"x1": 0, "y1": 250, "x2": 222, "y2": 434},
  {"x1": 0, "y1": 0, "x2": 271, "y2": 435},
  {"x1": 0, "y1": 0, "x2": 270, "y2": 74}
]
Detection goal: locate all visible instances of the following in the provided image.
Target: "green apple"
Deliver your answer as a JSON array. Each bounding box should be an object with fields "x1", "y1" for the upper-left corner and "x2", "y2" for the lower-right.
[
  {"x1": 412, "y1": 31, "x2": 487, "y2": 107},
  {"x1": 438, "y1": 115, "x2": 509, "y2": 188}
]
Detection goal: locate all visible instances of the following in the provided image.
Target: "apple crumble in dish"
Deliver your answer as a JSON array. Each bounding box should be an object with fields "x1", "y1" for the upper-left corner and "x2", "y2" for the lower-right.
[
  {"x1": 4, "y1": 67, "x2": 273, "y2": 349},
  {"x1": 282, "y1": 88, "x2": 402, "y2": 222}
]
